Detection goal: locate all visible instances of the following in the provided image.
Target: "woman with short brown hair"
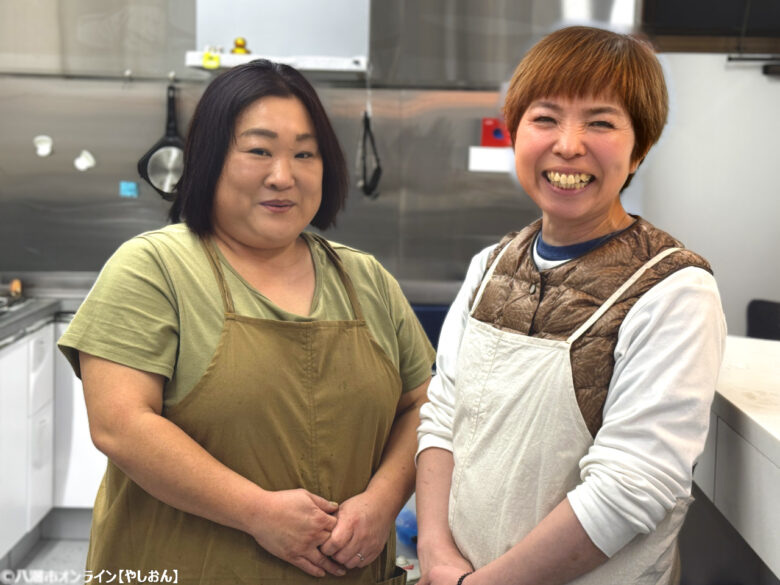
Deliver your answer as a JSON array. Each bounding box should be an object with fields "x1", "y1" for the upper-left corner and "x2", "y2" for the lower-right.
[{"x1": 416, "y1": 26, "x2": 725, "y2": 585}]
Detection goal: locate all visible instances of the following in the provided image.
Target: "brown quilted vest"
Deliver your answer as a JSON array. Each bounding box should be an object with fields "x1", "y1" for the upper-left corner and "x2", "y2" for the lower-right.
[{"x1": 471, "y1": 216, "x2": 712, "y2": 437}]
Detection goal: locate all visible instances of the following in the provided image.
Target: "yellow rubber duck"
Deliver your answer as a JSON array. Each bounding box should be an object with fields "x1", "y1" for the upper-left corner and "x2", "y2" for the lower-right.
[{"x1": 231, "y1": 37, "x2": 251, "y2": 55}]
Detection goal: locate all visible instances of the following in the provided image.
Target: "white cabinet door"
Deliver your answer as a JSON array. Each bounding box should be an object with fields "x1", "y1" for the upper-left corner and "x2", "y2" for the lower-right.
[
  {"x1": 28, "y1": 323, "x2": 54, "y2": 413},
  {"x1": 27, "y1": 402, "x2": 54, "y2": 529},
  {"x1": 0, "y1": 338, "x2": 30, "y2": 558},
  {"x1": 714, "y1": 419, "x2": 780, "y2": 577},
  {"x1": 26, "y1": 323, "x2": 54, "y2": 529}
]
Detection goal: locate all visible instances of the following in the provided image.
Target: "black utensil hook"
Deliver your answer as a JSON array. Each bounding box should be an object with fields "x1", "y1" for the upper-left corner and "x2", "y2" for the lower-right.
[
  {"x1": 165, "y1": 84, "x2": 179, "y2": 136},
  {"x1": 361, "y1": 110, "x2": 382, "y2": 198}
]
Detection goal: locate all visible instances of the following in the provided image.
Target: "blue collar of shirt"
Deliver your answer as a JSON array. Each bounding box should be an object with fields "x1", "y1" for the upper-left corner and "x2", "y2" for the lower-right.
[{"x1": 535, "y1": 230, "x2": 620, "y2": 261}]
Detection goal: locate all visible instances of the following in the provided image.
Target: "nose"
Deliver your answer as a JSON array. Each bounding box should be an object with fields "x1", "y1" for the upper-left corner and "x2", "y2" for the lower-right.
[
  {"x1": 266, "y1": 156, "x2": 294, "y2": 190},
  {"x1": 552, "y1": 124, "x2": 586, "y2": 159}
]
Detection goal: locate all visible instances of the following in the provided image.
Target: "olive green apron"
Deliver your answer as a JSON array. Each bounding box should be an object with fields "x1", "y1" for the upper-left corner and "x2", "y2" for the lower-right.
[{"x1": 85, "y1": 234, "x2": 407, "y2": 585}]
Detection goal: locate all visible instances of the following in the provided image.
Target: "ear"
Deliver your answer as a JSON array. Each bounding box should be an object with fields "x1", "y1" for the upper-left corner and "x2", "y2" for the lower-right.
[
  {"x1": 629, "y1": 149, "x2": 647, "y2": 174},
  {"x1": 630, "y1": 142, "x2": 652, "y2": 173}
]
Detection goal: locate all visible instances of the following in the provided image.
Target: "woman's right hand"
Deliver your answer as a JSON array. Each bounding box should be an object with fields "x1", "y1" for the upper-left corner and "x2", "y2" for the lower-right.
[
  {"x1": 416, "y1": 448, "x2": 473, "y2": 576},
  {"x1": 250, "y1": 489, "x2": 347, "y2": 578}
]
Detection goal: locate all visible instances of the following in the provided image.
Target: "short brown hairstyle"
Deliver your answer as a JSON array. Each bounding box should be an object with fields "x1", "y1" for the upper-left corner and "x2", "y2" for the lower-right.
[{"x1": 503, "y1": 26, "x2": 668, "y2": 168}]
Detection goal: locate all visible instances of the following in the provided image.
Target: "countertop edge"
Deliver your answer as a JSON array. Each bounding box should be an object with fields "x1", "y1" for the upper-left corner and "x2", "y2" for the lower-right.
[
  {"x1": 712, "y1": 335, "x2": 780, "y2": 468},
  {"x1": 0, "y1": 299, "x2": 63, "y2": 343}
]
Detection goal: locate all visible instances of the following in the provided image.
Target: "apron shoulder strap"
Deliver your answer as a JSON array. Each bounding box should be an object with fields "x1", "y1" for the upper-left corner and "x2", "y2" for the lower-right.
[
  {"x1": 470, "y1": 238, "x2": 517, "y2": 317},
  {"x1": 566, "y1": 247, "x2": 682, "y2": 344},
  {"x1": 200, "y1": 238, "x2": 235, "y2": 314},
  {"x1": 306, "y1": 233, "x2": 366, "y2": 321}
]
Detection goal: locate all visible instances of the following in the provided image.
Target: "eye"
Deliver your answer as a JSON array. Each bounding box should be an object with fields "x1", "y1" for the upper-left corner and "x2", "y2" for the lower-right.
[
  {"x1": 590, "y1": 120, "x2": 616, "y2": 129},
  {"x1": 249, "y1": 148, "x2": 271, "y2": 156},
  {"x1": 295, "y1": 151, "x2": 315, "y2": 159},
  {"x1": 532, "y1": 115, "x2": 556, "y2": 124}
]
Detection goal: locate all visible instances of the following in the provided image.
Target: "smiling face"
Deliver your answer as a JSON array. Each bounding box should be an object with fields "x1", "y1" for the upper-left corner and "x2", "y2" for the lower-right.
[
  {"x1": 514, "y1": 94, "x2": 640, "y2": 245},
  {"x1": 212, "y1": 96, "x2": 323, "y2": 253}
]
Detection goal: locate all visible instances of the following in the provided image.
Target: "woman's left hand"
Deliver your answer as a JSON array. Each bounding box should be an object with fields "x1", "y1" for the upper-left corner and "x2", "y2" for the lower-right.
[
  {"x1": 418, "y1": 565, "x2": 471, "y2": 585},
  {"x1": 317, "y1": 491, "x2": 392, "y2": 569}
]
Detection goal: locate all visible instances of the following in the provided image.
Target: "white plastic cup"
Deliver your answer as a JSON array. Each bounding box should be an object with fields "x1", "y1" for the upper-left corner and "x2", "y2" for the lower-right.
[
  {"x1": 33, "y1": 135, "x2": 53, "y2": 157},
  {"x1": 74, "y1": 150, "x2": 96, "y2": 171}
]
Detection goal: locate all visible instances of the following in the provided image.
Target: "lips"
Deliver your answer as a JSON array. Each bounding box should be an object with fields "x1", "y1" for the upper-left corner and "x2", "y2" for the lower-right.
[
  {"x1": 260, "y1": 199, "x2": 295, "y2": 210},
  {"x1": 544, "y1": 171, "x2": 594, "y2": 190}
]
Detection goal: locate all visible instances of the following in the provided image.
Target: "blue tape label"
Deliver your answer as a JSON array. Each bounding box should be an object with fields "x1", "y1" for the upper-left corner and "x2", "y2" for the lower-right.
[{"x1": 119, "y1": 181, "x2": 139, "y2": 198}]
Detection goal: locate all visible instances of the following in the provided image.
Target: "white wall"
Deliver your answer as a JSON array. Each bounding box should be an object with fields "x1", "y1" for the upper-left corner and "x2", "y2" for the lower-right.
[
  {"x1": 196, "y1": 0, "x2": 369, "y2": 59},
  {"x1": 639, "y1": 54, "x2": 780, "y2": 336}
]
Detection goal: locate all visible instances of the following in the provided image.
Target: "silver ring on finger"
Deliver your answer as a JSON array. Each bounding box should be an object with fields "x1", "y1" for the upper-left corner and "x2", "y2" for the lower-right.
[{"x1": 356, "y1": 552, "x2": 365, "y2": 562}]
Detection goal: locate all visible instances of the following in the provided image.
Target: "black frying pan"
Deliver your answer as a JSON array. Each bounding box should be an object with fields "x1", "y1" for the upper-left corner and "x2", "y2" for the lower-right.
[{"x1": 138, "y1": 84, "x2": 184, "y2": 201}]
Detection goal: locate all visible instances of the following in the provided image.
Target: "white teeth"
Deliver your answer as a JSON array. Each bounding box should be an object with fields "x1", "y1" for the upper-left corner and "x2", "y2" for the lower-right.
[{"x1": 546, "y1": 171, "x2": 593, "y2": 189}]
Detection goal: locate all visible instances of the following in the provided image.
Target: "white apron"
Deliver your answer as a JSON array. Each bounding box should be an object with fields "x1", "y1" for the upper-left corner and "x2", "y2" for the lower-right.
[{"x1": 448, "y1": 241, "x2": 691, "y2": 585}]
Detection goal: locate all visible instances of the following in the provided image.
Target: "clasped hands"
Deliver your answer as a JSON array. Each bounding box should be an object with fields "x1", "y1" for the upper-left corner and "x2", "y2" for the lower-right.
[{"x1": 251, "y1": 488, "x2": 390, "y2": 578}]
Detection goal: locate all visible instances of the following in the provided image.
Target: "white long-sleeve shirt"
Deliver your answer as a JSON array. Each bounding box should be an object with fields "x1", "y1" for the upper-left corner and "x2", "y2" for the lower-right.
[{"x1": 417, "y1": 243, "x2": 726, "y2": 556}]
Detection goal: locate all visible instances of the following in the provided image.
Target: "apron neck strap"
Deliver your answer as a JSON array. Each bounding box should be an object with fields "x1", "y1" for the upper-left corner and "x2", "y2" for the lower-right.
[
  {"x1": 470, "y1": 237, "x2": 516, "y2": 316},
  {"x1": 200, "y1": 232, "x2": 367, "y2": 321},
  {"x1": 566, "y1": 247, "x2": 682, "y2": 344},
  {"x1": 201, "y1": 238, "x2": 235, "y2": 314},
  {"x1": 306, "y1": 233, "x2": 366, "y2": 321}
]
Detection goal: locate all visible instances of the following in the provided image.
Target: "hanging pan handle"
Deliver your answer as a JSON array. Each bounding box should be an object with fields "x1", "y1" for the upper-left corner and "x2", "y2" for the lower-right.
[{"x1": 361, "y1": 111, "x2": 382, "y2": 198}]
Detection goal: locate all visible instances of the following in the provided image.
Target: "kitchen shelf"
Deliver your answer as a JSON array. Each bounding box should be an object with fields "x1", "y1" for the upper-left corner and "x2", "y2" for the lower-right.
[
  {"x1": 185, "y1": 51, "x2": 368, "y2": 75},
  {"x1": 467, "y1": 146, "x2": 514, "y2": 173}
]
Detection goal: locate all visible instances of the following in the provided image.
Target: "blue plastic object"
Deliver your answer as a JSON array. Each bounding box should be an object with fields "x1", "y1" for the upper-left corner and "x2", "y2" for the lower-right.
[{"x1": 395, "y1": 506, "x2": 418, "y2": 551}]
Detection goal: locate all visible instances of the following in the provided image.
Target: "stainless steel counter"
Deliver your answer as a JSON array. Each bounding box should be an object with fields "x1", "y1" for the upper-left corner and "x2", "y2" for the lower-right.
[
  {"x1": 0, "y1": 299, "x2": 62, "y2": 345},
  {"x1": 0, "y1": 272, "x2": 93, "y2": 343}
]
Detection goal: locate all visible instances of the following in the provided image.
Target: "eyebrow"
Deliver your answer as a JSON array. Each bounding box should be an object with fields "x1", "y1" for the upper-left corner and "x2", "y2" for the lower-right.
[
  {"x1": 532, "y1": 101, "x2": 623, "y2": 116},
  {"x1": 238, "y1": 128, "x2": 316, "y2": 141}
]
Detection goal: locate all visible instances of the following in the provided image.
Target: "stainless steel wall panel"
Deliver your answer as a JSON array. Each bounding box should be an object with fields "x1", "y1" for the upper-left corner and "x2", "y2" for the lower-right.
[
  {"x1": 1, "y1": 0, "x2": 575, "y2": 300},
  {"x1": 0, "y1": 79, "x2": 536, "y2": 294},
  {"x1": 0, "y1": 0, "x2": 207, "y2": 81},
  {"x1": 370, "y1": 0, "x2": 536, "y2": 89},
  {"x1": 0, "y1": 76, "x2": 199, "y2": 270},
  {"x1": 369, "y1": 0, "x2": 639, "y2": 89},
  {"x1": 322, "y1": 89, "x2": 537, "y2": 286},
  {"x1": 314, "y1": 89, "x2": 404, "y2": 277},
  {"x1": 394, "y1": 90, "x2": 537, "y2": 282}
]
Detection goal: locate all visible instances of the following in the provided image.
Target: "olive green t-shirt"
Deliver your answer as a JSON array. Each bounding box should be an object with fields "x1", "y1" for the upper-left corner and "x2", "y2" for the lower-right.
[{"x1": 58, "y1": 223, "x2": 435, "y2": 406}]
